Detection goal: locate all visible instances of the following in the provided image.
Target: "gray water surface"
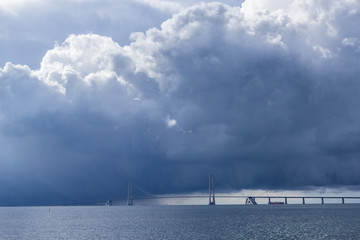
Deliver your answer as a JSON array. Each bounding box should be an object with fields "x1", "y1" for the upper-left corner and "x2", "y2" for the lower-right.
[{"x1": 0, "y1": 204, "x2": 359, "y2": 239}]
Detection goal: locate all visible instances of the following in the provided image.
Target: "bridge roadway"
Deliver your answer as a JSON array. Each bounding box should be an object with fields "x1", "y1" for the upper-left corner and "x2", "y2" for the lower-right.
[
  {"x1": 132, "y1": 195, "x2": 360, "y2": 204},
  {"x1": 134, "y1": 195, "x2": 360, "y2": 199}
]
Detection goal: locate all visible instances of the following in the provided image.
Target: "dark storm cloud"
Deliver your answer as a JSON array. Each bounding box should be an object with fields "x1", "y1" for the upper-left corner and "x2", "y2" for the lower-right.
[{"x1": 1, "y1": 0, "x2": 360, "y2": 205}]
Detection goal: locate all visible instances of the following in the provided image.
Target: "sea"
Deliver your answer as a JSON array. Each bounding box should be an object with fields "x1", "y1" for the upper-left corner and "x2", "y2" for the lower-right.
[{"x1": 0, "y1": 204, "x2": 359, "y2": 239}]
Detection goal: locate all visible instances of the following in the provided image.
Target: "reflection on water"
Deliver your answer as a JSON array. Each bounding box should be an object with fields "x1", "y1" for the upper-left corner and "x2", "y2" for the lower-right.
[{"x1": 0, "y1": 204, "x2": 360, "y2": 239}]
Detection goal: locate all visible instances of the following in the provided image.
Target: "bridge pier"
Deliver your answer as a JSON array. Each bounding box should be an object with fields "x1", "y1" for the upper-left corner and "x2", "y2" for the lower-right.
[
  {"x1": 209, "y1": 175, "x2": 215, "y2": 205},
  {"x1": 245, "y1": 197, "x2": 257, "y2": 204},
  {"x1": 268, "y1": 197, "x2": 271, "y2": 204},
  {"x1": 285, "y1": 197, "x2": 287, "y2": 204},
  {"x1": 342, "y1": 197, "x2": 345, "y2": 204},
  {"x1": 127, "y1": 182, "x2": 133, "y2": 206},
  {"x1": 321, "y1": 197, "x2": 324, "y2": 204},
  {"x1": 302, "y1": 197, "x2": 305, "y2": 204}
]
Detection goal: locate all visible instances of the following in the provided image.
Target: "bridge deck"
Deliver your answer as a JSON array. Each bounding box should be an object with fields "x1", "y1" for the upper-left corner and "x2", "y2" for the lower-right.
[{"x1": 133, "y1": 195, "x2": 360, "y2": 200}]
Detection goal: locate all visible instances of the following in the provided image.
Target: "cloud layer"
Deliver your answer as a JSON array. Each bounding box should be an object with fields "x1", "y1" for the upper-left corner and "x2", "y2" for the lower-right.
[{"x1": 1, "y1": 0, "x2": 360, "y2": 204}]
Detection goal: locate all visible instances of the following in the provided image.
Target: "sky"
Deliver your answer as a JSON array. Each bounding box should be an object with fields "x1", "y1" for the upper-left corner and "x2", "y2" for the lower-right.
[{"x1": 1, "y1": 0, "x2": 360, "y2": 205}]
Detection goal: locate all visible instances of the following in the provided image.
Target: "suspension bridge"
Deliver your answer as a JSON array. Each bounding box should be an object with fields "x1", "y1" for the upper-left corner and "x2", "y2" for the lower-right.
[{"x1": 101, "y1": 175, "x2": 360, "y2": 206}]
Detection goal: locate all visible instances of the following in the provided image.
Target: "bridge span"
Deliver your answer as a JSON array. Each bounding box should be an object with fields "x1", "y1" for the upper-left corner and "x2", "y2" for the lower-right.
[
  {"x1": 121, "y1": 175, "x2": 360, "y2": 206},
  {"x1": 133, "y1": 195, "x2": 360, "y2": 205}
]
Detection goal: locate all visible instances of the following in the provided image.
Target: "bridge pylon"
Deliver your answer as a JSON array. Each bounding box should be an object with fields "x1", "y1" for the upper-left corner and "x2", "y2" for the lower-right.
[
  {"x1": 127, "y1": 182, "x2": 133, "y2": 206},
  {"x1": 209, "y1": 175, "x2": 215, "y2": 205}
]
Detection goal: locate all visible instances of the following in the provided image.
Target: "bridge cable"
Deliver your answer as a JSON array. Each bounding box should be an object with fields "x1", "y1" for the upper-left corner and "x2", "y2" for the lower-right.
[{"x1": 132, "y1": 183, "x2": 158, "y2": 198}]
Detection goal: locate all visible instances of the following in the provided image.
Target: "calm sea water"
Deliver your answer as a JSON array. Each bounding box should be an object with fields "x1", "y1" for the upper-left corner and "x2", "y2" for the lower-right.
[{"x1": 0, "y1": 204, "x2": 359, "y2": 239}]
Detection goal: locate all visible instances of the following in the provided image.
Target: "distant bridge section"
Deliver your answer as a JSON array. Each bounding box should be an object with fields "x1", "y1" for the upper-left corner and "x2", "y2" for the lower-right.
[
  {"x1": 115, "y1": 175, "x2": 360, "y2": 206},
  {"x1": 133, "y1": 195, "x2": 360, "y2": 204}
]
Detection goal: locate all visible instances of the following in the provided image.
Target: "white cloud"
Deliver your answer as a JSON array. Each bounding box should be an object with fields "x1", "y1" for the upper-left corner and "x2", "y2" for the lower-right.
[
  {"x1": 35, "y1": 34, "x2": 126, "y2": 92},
  {"x1": 342, "y1": 37, "x2": 360, "y2": 52},
  {"x1": 166, "y1": 117, "x2": 177, "y2": 127},
  {"x1": 313, "y1": 45, "x2": 333, "y2": 58}
]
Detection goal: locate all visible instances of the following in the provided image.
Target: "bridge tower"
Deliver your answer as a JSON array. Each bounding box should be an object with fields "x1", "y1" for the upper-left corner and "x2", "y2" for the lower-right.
[
  {"x1": 209, "y1": 175, "x2": 215, "y2": 205},
  {"x1": 127, "y1": 182, "x2": 133, "y2": 206}
]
